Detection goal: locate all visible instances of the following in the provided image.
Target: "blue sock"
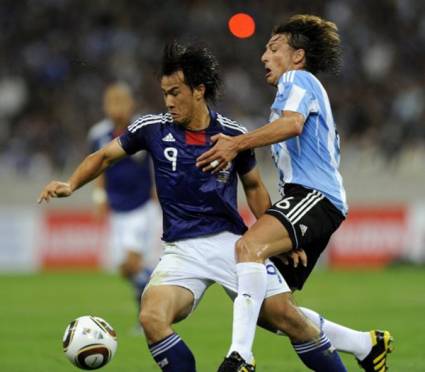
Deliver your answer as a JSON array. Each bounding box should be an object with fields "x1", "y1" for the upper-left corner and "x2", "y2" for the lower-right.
[
  {"x1": 292, "y1": 333, "x2": 347, "y2": 371},
  {"x1": 149, "y1": 333, "x2": 196, "y2": 371}
]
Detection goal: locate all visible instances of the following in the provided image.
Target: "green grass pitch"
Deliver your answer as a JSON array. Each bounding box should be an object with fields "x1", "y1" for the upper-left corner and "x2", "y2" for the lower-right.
[{"x1": 1, "y1": 267, "x2": 423, "y2": 371}]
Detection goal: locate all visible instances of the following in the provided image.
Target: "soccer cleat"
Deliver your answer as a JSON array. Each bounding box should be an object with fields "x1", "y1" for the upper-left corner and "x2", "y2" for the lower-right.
[
  {"x1": 358, "y1": 330, "x2": 393, "y2": 372},
  {"x1": 217, "y1": 351, "x2": 255, "y2": 372}
]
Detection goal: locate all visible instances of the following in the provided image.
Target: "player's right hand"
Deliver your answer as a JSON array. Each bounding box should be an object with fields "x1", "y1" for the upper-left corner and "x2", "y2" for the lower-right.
[
  {"x1": 278, "y1": 248, "x2": 307, "y2": 268},
  {"x1": 37, "y1": 181, "x2": 73, "y2": 204}
]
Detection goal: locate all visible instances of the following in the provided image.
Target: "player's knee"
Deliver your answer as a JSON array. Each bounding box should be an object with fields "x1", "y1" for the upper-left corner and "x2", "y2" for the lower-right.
[
  {"x1": 235, "y1": 237, "x2": 266, "y2": 263},
  {"x1": 139, "y1": 308, "x2": 168, "y2": 337}
]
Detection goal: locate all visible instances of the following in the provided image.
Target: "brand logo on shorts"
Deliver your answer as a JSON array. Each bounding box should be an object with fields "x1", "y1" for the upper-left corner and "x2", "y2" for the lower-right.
[
  {"x1": 299, "y1": 224, "x2": 308, "y2": 236},
  {"x1": 162, "y1": 133, "x2": 176, "y2": 142},
  {"x1": 158, "y1": 358, "x2": 169, "y2": 367}
]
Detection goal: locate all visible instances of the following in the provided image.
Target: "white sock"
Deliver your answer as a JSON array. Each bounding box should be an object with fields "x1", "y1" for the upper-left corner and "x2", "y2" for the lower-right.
[
  {"x1": 299, "y1": 307, "x2": 372, "y2": 360},
  {"x1": 228, "y1": 262, "x2": 268, "y2": 363}
]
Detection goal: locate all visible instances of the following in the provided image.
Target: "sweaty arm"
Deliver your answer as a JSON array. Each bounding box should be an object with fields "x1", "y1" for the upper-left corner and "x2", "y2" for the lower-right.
[
  {"x1": 38, "y1": 138, "x2": 127, "y2": 203},
  {"x1": 239, "y1": 167, "x2": 272, "y2": 219},
  {"x1": 197, "y1": 111, "x2": 305, "y2": 172}
]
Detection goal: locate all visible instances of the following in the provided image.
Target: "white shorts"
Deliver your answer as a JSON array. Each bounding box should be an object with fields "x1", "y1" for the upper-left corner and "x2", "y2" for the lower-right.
[
  {"x1": 147, "y1": 231, "x2": 290, "y2": 312},
  {"x1": 108, "y1": 200, "x2": 162, "y2": 267}
]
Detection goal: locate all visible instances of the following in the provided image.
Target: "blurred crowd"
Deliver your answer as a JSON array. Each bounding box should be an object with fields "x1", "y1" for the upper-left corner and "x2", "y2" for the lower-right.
[{"x1": 0, "y1": 0, "x2": 424, "y2": 176}]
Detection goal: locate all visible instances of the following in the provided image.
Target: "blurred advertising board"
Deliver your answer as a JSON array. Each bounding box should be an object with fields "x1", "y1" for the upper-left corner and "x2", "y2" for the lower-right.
[
  {"x1": 0, "y1": 205, "x2": 423, "y2": 271},
  {"x1": 328, "y1": 205, "x2": 412, "y2": 268},
  {"x1": 39, "y1": 210, "x2": 108, "y2": 269},
  {"x1": 0, "y1": 207, "x2": 39, "y2": 272}
]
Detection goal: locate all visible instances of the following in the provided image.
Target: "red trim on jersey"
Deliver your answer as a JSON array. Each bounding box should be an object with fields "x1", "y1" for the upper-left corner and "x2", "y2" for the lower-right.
[{"x1": 185, "y1": 130, "x2": 206, "y2": 145}]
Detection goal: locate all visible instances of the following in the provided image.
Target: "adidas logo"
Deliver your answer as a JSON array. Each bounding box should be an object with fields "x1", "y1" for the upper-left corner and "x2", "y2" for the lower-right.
[
  {"x1": 299, "y1": 224, "x2": 308, "y2": 236},
  {"x1": 162, "y1": 133, "x2": 175, "y2": 142},
  {"x1": 158, "y1": 358, "x2": 169, "y2": 367}
]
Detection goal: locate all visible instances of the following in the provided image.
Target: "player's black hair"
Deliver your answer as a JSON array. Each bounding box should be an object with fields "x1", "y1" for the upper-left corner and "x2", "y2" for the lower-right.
[
  {"x1": 161, "y1": 41, "x2": 221, "y2": 103},
  {"x1": 273, "y1": 14, "x2": 342, "y2": 75}
]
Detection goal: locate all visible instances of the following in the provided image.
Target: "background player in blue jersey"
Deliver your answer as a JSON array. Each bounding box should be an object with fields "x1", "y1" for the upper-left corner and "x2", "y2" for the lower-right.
[
  {"x1": 38, "y1": 41, "x2": 348, "y2": 372},
  {"x1": 198, "y1": 15, "x2": 392, "y2": 372},
  {"x1": 87, "y1": 82, "x2": 159, "y2": 323}
]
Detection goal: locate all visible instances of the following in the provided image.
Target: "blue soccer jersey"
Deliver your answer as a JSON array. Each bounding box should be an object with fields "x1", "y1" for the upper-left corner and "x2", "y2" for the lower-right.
[
  {"x1": 88, "y1": 118, "x2": 153, "y2": 212},
  {"x1": 270, "y1": 70, "x2": 348, "y2": 215},
  {"x1": 119, "y1": 111, "x2": 256, "y2": 242}
]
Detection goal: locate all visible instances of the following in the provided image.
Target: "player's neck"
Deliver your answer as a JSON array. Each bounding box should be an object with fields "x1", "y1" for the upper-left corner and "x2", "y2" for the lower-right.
[{"x1": 186, "y1": 104, "x2": 210, "y2": 131}]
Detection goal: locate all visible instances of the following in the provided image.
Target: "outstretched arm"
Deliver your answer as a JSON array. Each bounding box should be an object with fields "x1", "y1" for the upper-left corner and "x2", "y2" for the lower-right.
[
  {"x1": 38, "y1": 138, "x2": 126, "y2": 204},
  {"x1": 196, "y1": 111, "x2": 305, "y2": 173}
]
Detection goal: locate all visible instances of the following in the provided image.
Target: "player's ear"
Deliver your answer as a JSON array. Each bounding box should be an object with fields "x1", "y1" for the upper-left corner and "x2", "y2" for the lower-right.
[
  {"x1": 194, "y1": 84, "x2": 206, "y2": 101},
  {"x1": 293, "y1": 48, "x2": 305, "y2": 66}
]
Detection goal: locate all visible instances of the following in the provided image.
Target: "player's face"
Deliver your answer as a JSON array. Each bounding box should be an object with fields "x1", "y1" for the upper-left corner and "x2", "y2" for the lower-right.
[
  {"x1": 261, "y1": 34, "x2": 297, "y2": 86},
  {"x1": 161, "y1": 71, "x2": 197, "y2": 126},
  {"x1": 103, "y1": 86, "x2": 135, "y2": 127}
]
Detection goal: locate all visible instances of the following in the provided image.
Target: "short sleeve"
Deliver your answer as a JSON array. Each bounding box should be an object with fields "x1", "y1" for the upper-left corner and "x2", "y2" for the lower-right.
[
  {"x1": 234, "y1": 148, "x2": 256, "y2": 176},
  {"x1": 119, "y1": 118, "x2": 148, "y2": 155},
  {"x1": 271, "y1": 74, "x2": 317, "y2": 119}
]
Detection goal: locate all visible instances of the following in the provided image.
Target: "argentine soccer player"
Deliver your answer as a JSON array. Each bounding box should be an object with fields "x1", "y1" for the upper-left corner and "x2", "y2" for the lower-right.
[
  {"x1": 197, "y1": 15, "x2": 393, "y2": 372},
  {"x1": 38, "y1": 41, "x2": 347, "y2": 372},
  {"x1": 88, "y1": 82, "x2": 159, "y2": 323}
]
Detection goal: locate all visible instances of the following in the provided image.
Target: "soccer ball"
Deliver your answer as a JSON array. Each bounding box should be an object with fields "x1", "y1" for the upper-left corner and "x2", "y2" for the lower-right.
[{"x1": 62, "y1": 315, "x2": 117, "y2": 370}]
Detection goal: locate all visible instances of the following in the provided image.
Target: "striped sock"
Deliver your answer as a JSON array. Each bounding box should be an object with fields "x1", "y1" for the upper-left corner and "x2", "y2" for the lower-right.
[
  {"x1": 299, "y1": 307, "x2": 372, "y2": 360},
  {"x1": 149, "y1": 333, "x2": 196, "y2": 371},
  {"x1": 293, "y1": 333, "x2": 347, "y2": 372}
]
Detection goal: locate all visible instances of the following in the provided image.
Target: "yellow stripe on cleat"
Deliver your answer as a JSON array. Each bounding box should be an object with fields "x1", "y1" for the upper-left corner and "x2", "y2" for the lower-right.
[
  {"x1": 370, "y1": 330, "x2": 377, "y2": 346},
  {"x1": 373, "y1": 352, "x2": 385, "y2": 364},
  {"x1": 375, "y1": 358, "x2": 386, "y2": 370}
]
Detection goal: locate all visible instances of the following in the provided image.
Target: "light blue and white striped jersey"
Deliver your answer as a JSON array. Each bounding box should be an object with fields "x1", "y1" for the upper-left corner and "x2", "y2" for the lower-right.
[{"x1": 270, "y1": 70, "x2": 348, "y2": 215}]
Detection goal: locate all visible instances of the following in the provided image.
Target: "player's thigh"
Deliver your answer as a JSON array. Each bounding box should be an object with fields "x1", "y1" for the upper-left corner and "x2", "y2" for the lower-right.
[
  {"x1": 141, "y1": 284, "x2": 194, "y2": 325},
  {"x1": 145, "y1": 239, "x2": 213, "y2": 314},
  {"x1": 238, "y1": 214, "x2": 293, "y2": 261}
]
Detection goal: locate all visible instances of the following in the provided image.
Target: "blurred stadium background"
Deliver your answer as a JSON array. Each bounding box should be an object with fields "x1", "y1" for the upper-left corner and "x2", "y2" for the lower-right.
[{"x1": 0, "y1": 0, "x2": 424, "y2": 371}]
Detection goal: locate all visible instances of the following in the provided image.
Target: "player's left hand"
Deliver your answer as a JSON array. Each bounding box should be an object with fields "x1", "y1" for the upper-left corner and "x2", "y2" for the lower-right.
[
  {"x1": 196, "y1": 134, "x2": 240, "y2": 173},
  {"x1": 277, "y1": 248, "x2": 307, "y2": 268}
]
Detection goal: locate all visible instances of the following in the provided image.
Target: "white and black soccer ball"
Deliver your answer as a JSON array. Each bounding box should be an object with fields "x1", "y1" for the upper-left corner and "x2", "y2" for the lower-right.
[{"x1": 62, "y1": 315, "x2": 117, "y2": 370}]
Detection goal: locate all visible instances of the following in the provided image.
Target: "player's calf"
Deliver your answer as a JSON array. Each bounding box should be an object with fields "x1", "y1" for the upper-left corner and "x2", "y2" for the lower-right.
[{"x1": 260, "y1": 293, "x2": 319, "y2": 342}]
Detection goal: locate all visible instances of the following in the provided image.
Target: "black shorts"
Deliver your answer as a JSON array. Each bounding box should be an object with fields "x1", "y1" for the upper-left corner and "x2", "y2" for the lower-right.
[{"x1": 266, "y1": 183, "x2": 345, "y2": 290}]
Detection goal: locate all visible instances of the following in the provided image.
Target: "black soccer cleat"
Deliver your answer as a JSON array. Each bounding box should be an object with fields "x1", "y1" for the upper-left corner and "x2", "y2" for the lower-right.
[
  {"x1": 358, "y1": 330, "x2": 393, "y2": 371},
  {"x1": 217, "y1": 351, "x2": 255, "y2": 372}
]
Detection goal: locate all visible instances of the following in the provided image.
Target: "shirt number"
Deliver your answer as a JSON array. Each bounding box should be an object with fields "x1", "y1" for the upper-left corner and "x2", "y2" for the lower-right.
[
  {"x1": 275, "y1": 196, "x2": 294, "y2": 210},
  {"x1": 164, "y1": 147, "x2": 178, "y2": 171}
]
